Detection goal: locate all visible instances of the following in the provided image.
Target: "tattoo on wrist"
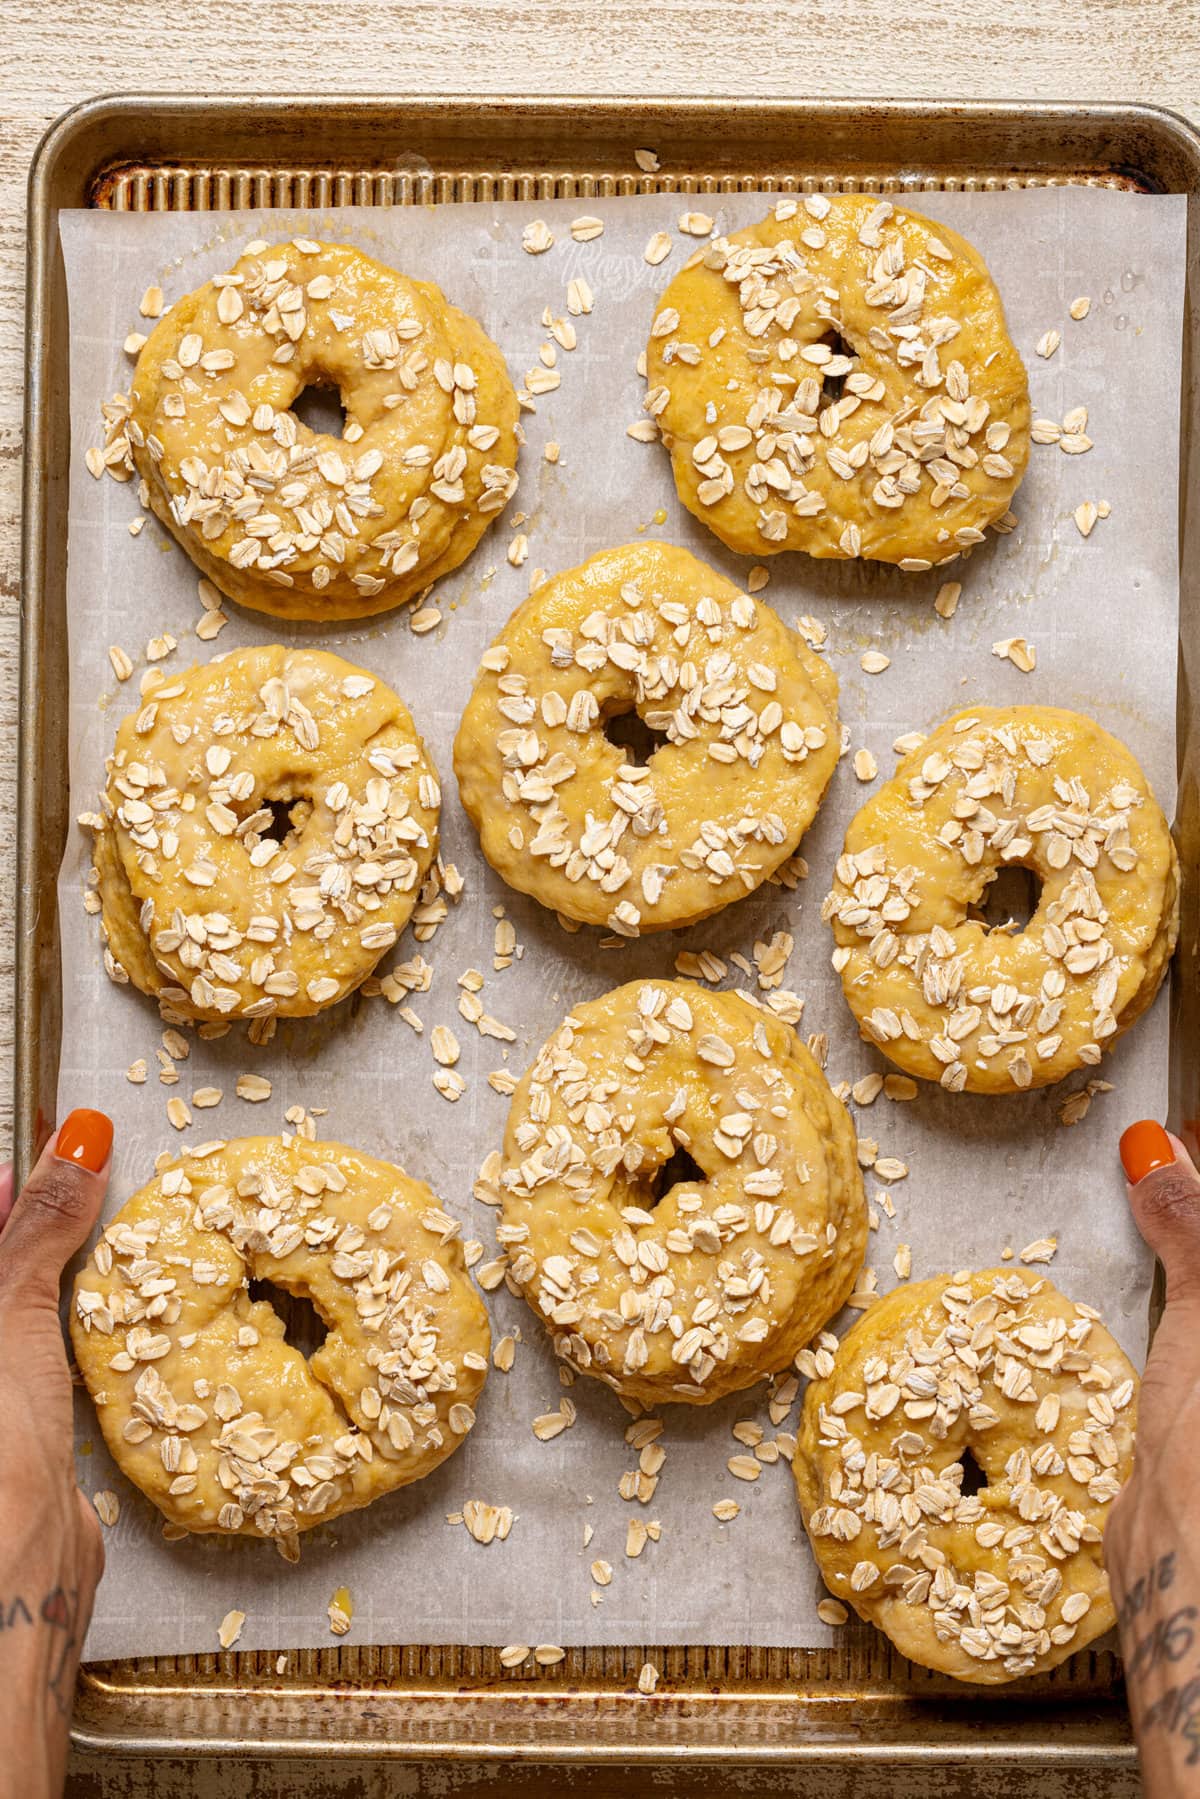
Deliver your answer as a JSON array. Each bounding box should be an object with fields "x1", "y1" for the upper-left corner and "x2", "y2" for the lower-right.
[
  {"x1": 0, "y1": 1587, "x2": 85, "y2": 1715},
  {"x1": 1139, "y1": 1669, "x2": 1200, "y2": 1766},
  {"x1": 1119, "y1": 1551, "x2": 1177, "y2": 1633}
]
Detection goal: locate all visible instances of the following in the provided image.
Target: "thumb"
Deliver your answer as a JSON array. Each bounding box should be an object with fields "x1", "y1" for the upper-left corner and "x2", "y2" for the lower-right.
[
  {"x1": 0, "y1": 1109, "x2": 113, "y2": 1307},
  {"x1": 1120, "y1": 1121, "x2": 1200, "y2": 1307}
]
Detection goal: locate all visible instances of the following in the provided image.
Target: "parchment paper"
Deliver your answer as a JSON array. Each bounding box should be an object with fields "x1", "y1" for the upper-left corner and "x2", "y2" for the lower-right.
[{"x1": 58, "y1": 189, "x2": 1185, "y2": 1661}]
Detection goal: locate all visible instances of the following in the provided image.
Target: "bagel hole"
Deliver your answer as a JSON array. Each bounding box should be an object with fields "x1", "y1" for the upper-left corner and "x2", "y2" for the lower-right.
[
  {"x1": 248, "y1": 1278, "x2": 328, "y2": 1360},
  {"x1": 971, "y1": 864, "x2": 1041, "y2": 935},
  {"x1": 603, "y1": 706, "x2": 664, "y2": 768},
  {"x1": 264, "y1": 797, "x2": 299, "y2": 845},
  {"x1": 958, "y1": 1447, "x2": 987, "y2": 1499},
  {"x1": 816, "y1": 327, "x2": 856, "y2": 403},
  {"x1": 647, "y1": 1142, "x2": 706, "y2": 1206},
  {"x1": 291, "y1": 381, "x2": 347, "y2": 440}
]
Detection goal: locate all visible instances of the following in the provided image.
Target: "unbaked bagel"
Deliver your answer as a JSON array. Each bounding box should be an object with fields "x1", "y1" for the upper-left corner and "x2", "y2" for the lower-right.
[
  {"x1": 453, "y1": 541, "x2": 840, "y2": 936},
  {"x1": 823, "y1": 705, "x2": 1177, "y2": 1094},
  {"x1": 643, "y1": 195, "x2": 1029, "y2": 569},
  {"x1": 121, "y1": 239, "x2": 519, "y2": 620},
  {"x1": 93, "y1": 644, "x2": 440, "y2": 1022},
  {"x1": 794, "y1": 1268, "x2": 1137, "y2": 1683},
  {"x1": 497, "y1": 978, "x2": 867, "y2": 1407},
  {"x1": 70, "y1": 1135, "x2": 491, "y2": 1553}
]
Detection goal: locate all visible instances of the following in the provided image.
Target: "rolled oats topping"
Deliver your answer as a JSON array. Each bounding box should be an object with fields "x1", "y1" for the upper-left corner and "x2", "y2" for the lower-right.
[
  {"x1": 71, "y1": 1135, "x2": 490, "y2": 1551},
  {"x1": 823, "y1": 706, "x2": 1178, "y2": 1094},
  {"x1": 453, "y1": 541, "x2": 840, "y2": 935},
  {"x1": 91, "y1": 644, "x2": 440, "y2": 1022},
  {"x1": 99, "y1": 241, "x2": 519, "y2": 622},
  {"x1": 643, "y1": 197, "x2": 1029, "y2": 568},
  {"x1": 497, "y1": 979, "x2": 867, "y2": 1407},
  {"x1": 795, "y1": 1268, "x2": 1137, "y2": 1683}
]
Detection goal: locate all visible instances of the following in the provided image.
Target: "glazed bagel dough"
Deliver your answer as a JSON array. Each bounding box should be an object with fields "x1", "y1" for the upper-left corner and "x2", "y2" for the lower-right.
[
  {"x1": 123, "y1": 239, "x2": 519, "y2": 620},
  {"x1": 644, "y1": 195, "x2": 1029, "y2": 569},
  {"x1": 94, "y1": 644, "x2": 440, "y2": 1022},
  {"x1": 70, "y1": 1136, "x2": 490, "y2": 1552},
  {"x1": 497, "y1": 979, "x2": 867, "y2": 1407},
  {"x1": 453, "y1": 541, "x2": 840, "y2": 936},
  {"x1": 824, "y1": 706, "x2": 1178, "y2": 1094},
  {"x1": 795, "y1": 1269, "x2": 1138, "y2": 1683}
]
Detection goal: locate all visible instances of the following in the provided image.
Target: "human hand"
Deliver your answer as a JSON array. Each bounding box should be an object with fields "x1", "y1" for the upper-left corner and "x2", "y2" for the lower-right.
[
  {"x1": 0, "y1": 1110, "x2": 112, "y2": 1799},
  {"x1": 1107, "y1": 1122, "x2": 1200, "y2": 1795}
]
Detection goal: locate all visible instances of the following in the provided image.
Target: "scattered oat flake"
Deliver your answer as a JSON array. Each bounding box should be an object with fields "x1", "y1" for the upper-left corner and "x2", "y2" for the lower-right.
[
  {"x1": 532, "y1": 1406, "x2": 572, "y2": 1441},
  {"x1": 431, "y1": 1025, "x2": 461, "y2": 1068},
  {"x1": 126, "y1": 1058, "x2": 147, "y2": 1085},
  {"x1": 139, "y1": 284, "x2": 164, "y2": 319},
  {"x1": 626, "y1": 1518, "x2": 650, "y2": 1556},
  {"x1": 327, "y1": 1588, "x2": 353, "y2": 1636},
  {"x1": 146, "y1": 633, "x2": 176, "y2": 663},
  {"x1": 196, "y1": 609, "x2": 227, "y2": 641},
  {"x1": 851, "y1": 1073, "x2": 884, "y2": 1106},
  {"x1": 678, "y1": 211, "x2": 713, "y2": 236},
  {"x1": 566, "y1": 276, "x2": 594, "y2": 316},
  {"x1": 1074, "y1": 501, "x2": 1100, "y2": 538},
  {"x1": 521, "y1": 219, "x2": 554, "y2": 255},
  {"x1": 934, "y1": 581, "x2": 961, "y2": 620},
  {"x1": 433, "y1": 1069, "x2": 466, "y2": 1102},
  {"x1": 713, "y1": 1499, "x2": 741, "y2": 1521},
  {"x1": 1020, "y1": 1236, "x2": 1058, "y2": 1265},
  {"x1": 853, "y1": 748, "x2": 877, "y2": 782},
  {"x1": 166, "y1": 1097, "x2": 191, "y2": 1130},
  {"x1": 410, "y1": 606, "x2": 441, "y2": 635},
  {"x1": 635, "y1": 148, "x2": 660, "y2": 173},
  {"x1": 1036, "y1": 329, "x2": 1061, "y2": 359},
  {"x1": 1069, "y1": 296, "x2": 1091, "y2": 321},
  {"x1": 884, "y1": 1074, "x2": 918, "y2": 1102},
  {"x1": 644, "y1": 232, "x2": 672, "y2": 266},
  {"x1": 873, "y1": 1157, "x2": 908, "y2": 1183},
  {"x1": 570, "y1": 215, "x2": 604, "y2": 242},
  {"x1": 992, "y1": 636, "x2": 1037, "y2": 674},
  {"x1": 535, "y1": 1643, "x2": 566, "y2": 1666},
  {"x1": 638, "y1": 1661, "x2": 660, "y2": 1694},
  {"x1": 893, "y1": 1243, "x2": 912, "y2": 1280},
  {"x1": 591, "y1": 1559, "x2": 613, "y2": 1586},
  {"x1": 500, "y1": 1643, "x2": 530, "y2": 1668},
  {"x1": 84, "y1": 446, "x2": 105, "y2": 480},
  {"x1": 818, "y1": 1599, "x2": 849, "y2": 1627},
  {"x1": 218, "y1": 1609, "x2": 246, "y2": 1650},
  {"x1": 108, "y1": 644, "x2": 133, "y2": 682},
  {"x1": 462, "y1": 1499, "x2": 515, "y2": 1544},
  {"x1": 860, "y1": 652, "x2": 890, "y2": 675},
  {"x1": 747, "y1": 566, "x2": 769, "y2": 593},
  {"x1": 192, "y1": 1087, "x2": 222, "y2": 1109},
  {"x1": 93, "y1": 1490, "x2": 120, "y2": 1526},
  {"x1": 236, "y1": 1073, "x2": 272, "y2": 1103},
  {"x1": 727, "y1": 1454, "x2": 761, "y2": 1483}
]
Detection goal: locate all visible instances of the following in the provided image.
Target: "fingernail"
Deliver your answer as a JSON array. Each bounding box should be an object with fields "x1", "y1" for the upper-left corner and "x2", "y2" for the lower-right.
[
  {"x1": 54, "y1": 1109, "x2": 113, "y2": 1175},
  {"x1": 1120, "y1": 1120, "x2": 1175, "y2": 1185}
]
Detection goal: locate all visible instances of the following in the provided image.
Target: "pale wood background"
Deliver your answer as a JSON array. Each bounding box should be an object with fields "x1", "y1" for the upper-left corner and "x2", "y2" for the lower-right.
[{"x1": 4, "y1": 0, "x2": 1199, "y2": 1792}]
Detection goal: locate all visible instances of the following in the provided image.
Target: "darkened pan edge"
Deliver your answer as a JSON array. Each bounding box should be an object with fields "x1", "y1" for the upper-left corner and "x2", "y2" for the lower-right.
[{"x1": 21, "y1": 91, "x2": 1200, "y2": 1767}]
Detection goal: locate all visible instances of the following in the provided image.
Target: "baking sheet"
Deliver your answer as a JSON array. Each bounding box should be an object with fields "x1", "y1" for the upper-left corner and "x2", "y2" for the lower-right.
[{"x1": 58, "y1": 190, "x2": 1185, "y2": 1661}]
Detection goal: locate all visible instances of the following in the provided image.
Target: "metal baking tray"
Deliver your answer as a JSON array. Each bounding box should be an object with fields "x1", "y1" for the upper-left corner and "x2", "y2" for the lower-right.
[{"x1": 21, "y1": 93, "x2": 1200, "y2": 1767}]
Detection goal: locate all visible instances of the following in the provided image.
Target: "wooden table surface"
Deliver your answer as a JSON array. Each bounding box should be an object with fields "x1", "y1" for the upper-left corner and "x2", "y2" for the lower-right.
[{"x1": 5, "y1": 0, "x2": 1199, "y2": 1792}]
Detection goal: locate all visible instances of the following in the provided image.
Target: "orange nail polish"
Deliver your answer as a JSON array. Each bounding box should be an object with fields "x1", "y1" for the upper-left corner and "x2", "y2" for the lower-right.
[
  {"x1": 54, "y1": 1108, "x2": 113, "y2": 1174},
  {"x1": 1120, "y1": 1120, "x2": 1174, "y2": 1185}
]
